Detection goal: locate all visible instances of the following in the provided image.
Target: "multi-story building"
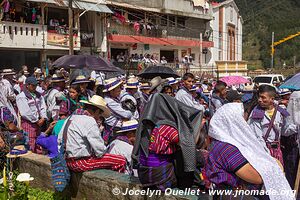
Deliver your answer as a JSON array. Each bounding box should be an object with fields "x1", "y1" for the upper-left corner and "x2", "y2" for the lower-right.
[
  {"x1": 207, "y1": 0, "x2": 247, "y2": 77},
  {"x1": 105, "y1": 0, "x2": 214, "y2": 75},
  {"x1": 0, "y1": 0, "x2": 112, "y2": 71}
]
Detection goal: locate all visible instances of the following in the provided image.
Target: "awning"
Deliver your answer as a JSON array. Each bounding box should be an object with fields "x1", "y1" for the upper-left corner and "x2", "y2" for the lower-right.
[
  {"x1": 109, "y1": 34, "x2": 214, "y2": 48},
  {"x1": 73, "y1": 1, "x2": 112, "y2": 13},
  {"x1": 41, "y1": 0, "x2": 113, "y2": 13},
  {"x1": 27, "y1": 0, "x2": 58, "y2": 4}
]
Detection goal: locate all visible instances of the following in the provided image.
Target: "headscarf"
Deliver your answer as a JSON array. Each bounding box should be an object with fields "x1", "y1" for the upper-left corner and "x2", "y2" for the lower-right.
[{"x1": 209, "y1": 103, "x2": 294, "y2": 200}]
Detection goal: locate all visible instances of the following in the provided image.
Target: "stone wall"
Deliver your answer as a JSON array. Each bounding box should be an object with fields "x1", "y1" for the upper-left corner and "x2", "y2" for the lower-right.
[{"x1": 16, "y1": 153, "x2": 208, "y2": 200}]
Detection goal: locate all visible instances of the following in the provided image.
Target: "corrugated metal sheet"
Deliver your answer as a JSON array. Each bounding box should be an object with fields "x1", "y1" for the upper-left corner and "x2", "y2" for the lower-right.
[
  {"x1": 73, "y1": 1, "x2": 112, "y2": 13},
  {"x1": 27, "y1": 0, "x2": 58, "y2": 4}
]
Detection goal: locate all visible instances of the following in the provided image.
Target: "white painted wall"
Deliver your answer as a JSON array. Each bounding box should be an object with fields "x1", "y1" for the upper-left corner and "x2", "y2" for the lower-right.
[
  {"x1": 0, "y1": 21, "x2": 80, "y2": 51},
  {"x1": 0, "y1": 22, "x2": 44, "y2": 49},
  {"x1": 208, "y1": 1, "x2": 243, "y2": 66}
]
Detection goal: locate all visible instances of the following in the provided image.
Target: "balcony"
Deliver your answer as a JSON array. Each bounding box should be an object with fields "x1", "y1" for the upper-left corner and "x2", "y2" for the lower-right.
[
  {"x1": 0, "y1": 21, "x2": 44, "y2": 49},
  {"x1": 0, "y1": 21, "x2": 80, "y2": 50},
  {"x1": 109, "y1": 21, "x2": 210, "y2": 41}
]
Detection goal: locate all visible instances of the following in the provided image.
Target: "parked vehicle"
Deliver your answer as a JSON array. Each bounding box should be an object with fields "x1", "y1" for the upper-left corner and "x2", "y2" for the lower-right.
[{"x1": 253, "y1": 74, "x2": 285, "y2": 86}]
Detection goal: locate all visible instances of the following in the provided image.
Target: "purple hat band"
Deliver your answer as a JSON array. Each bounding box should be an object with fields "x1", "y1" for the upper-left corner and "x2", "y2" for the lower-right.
[
  {"x1": 168, "y1": 79, "x2": 177, "y2": 85},
  {"x1": 52, "y1": 77, "x2": 65, "y2": 82},
  {"x1": 120, "y1": 124, "x2": 138, "y2": 132},
  {"x1": 105, "y1": 79, "x2": 121, "y2": 90},
  {"x1": 126, "y1": 82, "x2": 139, "y2": 87}
]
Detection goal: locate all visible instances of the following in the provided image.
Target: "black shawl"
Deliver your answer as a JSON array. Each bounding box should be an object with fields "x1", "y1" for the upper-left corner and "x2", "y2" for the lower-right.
[{"x1": 132, "y1": 93, "x2": 203, "y2": 172}]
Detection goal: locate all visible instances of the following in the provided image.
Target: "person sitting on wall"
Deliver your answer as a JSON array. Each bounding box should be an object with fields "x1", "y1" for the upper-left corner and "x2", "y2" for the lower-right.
[{"x1": 57, "y1": 95, "x2": 127, "y2": 173}]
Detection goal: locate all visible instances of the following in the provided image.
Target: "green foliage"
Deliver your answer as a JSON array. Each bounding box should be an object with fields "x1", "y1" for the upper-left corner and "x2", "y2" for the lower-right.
[
  {"x1": 0, "y1": 172, "x2": 64, "y2": 200},
  {"x1": 233, "y1": 0, "x2": 300, "y2": 68}
]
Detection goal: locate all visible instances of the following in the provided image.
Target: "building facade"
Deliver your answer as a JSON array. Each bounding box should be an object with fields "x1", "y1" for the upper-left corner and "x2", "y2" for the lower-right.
[
  {"x1": 105, "y1": 0, "x2": 214, "y2": 75},
  {"x1": 206, "y1": 0, "x2": 247, "y2": 77},
  {"x1": 0, "y1": 0, "x2": 112, "y2": 71}
]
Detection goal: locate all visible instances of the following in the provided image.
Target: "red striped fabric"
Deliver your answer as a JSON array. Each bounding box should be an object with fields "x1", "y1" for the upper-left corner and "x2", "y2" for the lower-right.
[
  {"x1": 67, "y1": 153, "x2": 127, "y2": 173},
  {"x1": 149, "y1": 125, "x2": 179, "y2": 155},
  {"x1": 21, "y1": 120, "x2": 42, "y2": 153}
]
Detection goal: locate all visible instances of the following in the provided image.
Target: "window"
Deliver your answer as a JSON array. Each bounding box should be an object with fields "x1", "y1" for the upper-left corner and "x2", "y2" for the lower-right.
[
  {"x1": 177, "y1": 17, "x2": 186, "y2": 28},
  {"x1": 160, "y1": 15, "x2": 167, "y2": 26},
  {"x1": 218, "y1": 51, "x2": 222, "y2": 60},
  {"x1": 169, "y1": 15, "x2": 175, "y2": 27},
  {"x1": 127, "y1": 11, "x2": 144, "y2": 22},
  {"x1": 253, "y1": 77, "x2": 272, "y2": 84},
  {"x1": 278, "y1": 76, "x2": 283, "y2": 82}
]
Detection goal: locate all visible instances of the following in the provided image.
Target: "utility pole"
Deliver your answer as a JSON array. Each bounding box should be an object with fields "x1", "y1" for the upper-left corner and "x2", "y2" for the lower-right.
[
  {"x1": 199, "y1": 32, "x2": 203, "y2": 73},
  {"x1": 271, "y1": 32, "x2": 274, "y2": 69},
  {"x1": 68, "y1": 0, "x2": 74, "y2": 55},
  {"x1": 294, "y1": 55, "x2": 297, "y2": 74}
]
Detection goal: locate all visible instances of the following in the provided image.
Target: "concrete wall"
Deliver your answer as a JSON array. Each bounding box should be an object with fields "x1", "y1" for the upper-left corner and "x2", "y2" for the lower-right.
[
  {"x1": 0, "y1": 21, "x2": 80, "y2": 51},
  {"x1": 0, "y1": 22, "x2": 44, "y2": 49},
  {"x1": 110, "y1": 0, "x2": 163, "y2": 10},
  {"x1": 15, "y1": 153, "x2": 207, "y2": 200},
  {"x1": 109, "y1": 0, "x2": 212, "y2": 19}
]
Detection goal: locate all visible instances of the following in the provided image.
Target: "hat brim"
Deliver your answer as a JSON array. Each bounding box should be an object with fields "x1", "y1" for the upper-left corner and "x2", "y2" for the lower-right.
[
  {"x1": 169, "y1": 81, "x2": 178, "y2": 85},
  {"x1": 140, "y1": 87, "x2": 151, "y2": 90},
  {"x1": 279, "y1": 92, "x2": 291, "y2": 96},
  {"x1": 72, "y1": 80, "x2": 91, "y2": 85},
  {"x1": 2, "y1": 72, "x2": 16, "y2": 76},
  {"x1": 125, "y1": 85, "x2": 139, "y2": 89},
  {"x1": 6, "y1": 145, "x2": 32, "y2": 158},
  {"x1": 51, "y1": 79, "x2": 66, "y2": 83},
  {"x1": 149, "y1": 79, "x2": 167, "y2": 92},
  {"x1": 79, "y1": 100, "x2": 111, "y2": 118},
  {"x1": 116, "y1": 127, "x2": 138, "y2": 133},
  {"x1": 103, "y1": 81, "x2": 122, "y2": 93}
]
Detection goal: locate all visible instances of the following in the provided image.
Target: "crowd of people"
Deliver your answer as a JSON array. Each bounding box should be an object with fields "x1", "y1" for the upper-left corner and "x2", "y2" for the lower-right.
[
  {"x1": 114, "y1": 52, "x2": 192, "y2": 69},
  {"x1": 0, "y1": 66, "x2": 299, "y2": 199}
]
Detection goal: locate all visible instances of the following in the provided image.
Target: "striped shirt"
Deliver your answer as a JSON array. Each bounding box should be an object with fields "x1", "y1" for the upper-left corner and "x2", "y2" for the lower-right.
[
  {"x1": 149, "y1": 125, "x2": 179, "y2": 155},
  {"x1": 206, "y1": 140, "x2": 259, "y2": 189}
]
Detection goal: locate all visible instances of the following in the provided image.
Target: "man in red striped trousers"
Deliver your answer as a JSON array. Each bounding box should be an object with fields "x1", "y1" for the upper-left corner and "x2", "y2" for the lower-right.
[{"x1": 57, "y1": 95, "x2": 126, "y2": 173}]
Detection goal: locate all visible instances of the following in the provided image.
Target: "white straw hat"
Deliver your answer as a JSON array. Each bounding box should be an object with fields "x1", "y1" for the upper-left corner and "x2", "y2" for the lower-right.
[
  {"x1": 80, "y1": 95, "x2": 111, "y2": 118},
  {"x1": 103, "y1": 77, "x2": 122, "y2": 93},
  {"x1": 116, "y1": 120, "x2": 139, "y2": 133},
  {"x1": 125, "y1": 77, "x2": 139, "y2": 89},
  {"x1": 167, "y1": 77, "x2": 178, "y2": 85}
]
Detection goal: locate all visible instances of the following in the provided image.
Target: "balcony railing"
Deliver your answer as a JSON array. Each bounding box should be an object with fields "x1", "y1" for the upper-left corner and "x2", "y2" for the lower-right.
[
  {"x1": 109, "y1": 21, "x2": 210, "y2": 41},
  {"x1": 0, "y1": 21, "x2": 44, "y2": 49},
  {"x1": 0, "y1": 21, "x2": 80, "y2": 50}
]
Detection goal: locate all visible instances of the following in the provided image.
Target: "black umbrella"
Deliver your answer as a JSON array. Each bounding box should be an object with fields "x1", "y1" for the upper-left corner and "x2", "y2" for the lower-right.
[
  {"x1": 137, "y1": 65, "x2": 179, "y2": 79},
  {"x1": 52, "y1": 55, "x2": 124, "y2": 74}
]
